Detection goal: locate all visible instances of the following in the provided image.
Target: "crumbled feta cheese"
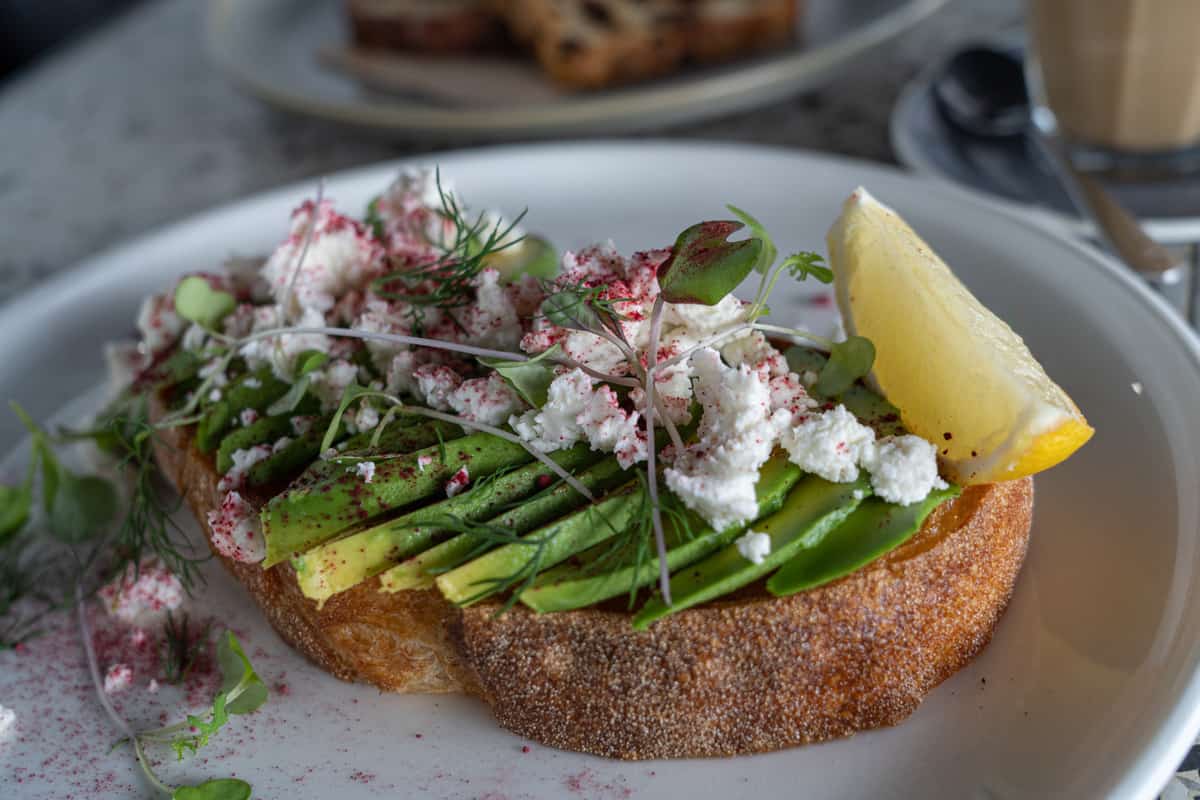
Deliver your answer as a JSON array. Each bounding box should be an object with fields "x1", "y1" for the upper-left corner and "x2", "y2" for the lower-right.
[
  {"x1": 460, "y1": 269, "x2": 522, "y2": 351},
  {"x1": 356, "y1": 461, "x2": 376, "y2": 484},
  {"x1": 147, "y1": 680, "x2": 160, "y2": 694},
  {"x1": 321, "y1": 448, "x2": 338, "y2": 460},
  {"x1": 309, "y1": 359, "x2": 360, "y2": 411},
  {"x1": 445, "y1": 466, "x2": 470, "y2": 497},
  {"x1": 354, "y1": 298, "x2": 412, "y2": 371},
  {"x1": 664, "y1": 349, "x2": 788, "y2": 531},
  {"x1": 239, "y1": 306, "x2": 332, "y2": 381},
  {"x1": 271, "y1": 436, "x2": 292, "y2": 454},
  {"x1": 239, "y1": 408, "x2": 259, "y2": 427},
  {"x1": 863, "y1": 435, "x2": 949, "y2": 505},
  {"x1": 207, "y1": 388, "x2": 223, "y2": 403},
  {"x1": 104, "y1": 664, "x2": 133, "y2": 694},
  {"x1": 206, "y1": 491, "x2": 266, "y2": 563},
  {"x1": 768, "y1": 373, "x2": 817, "y2": 421},
  {"x1": 104, "y1": 341, "x2": 144, "y2": 396},
  {"x1": 779, "y1": 405, "x2": 876, "y2": 483},
  {"x1": 0, "y1": 704, "x2": 15, "y2": 741},
  {"x1": 244, "y1": 377, "x2": 263, "y2": 389},
  {"x1": 260, "y1": 199, "x2": 385, "y2": 316},
  {"x1": 735, "y1": 530, "x2": 772, "y2": 565},
  {"x1": 417, "y1": 453, "x2": 433, "y2": 472},
  {"x1": 217, "y1": 444, "x2": 272, "y2": 492},
  {"x1": 136, "y1": 292, "x2": 185, "y2": 355},
  {"x1": 414, "y1": 364, "x2": 464, "y2": 411},
  {"x1": 576, "y1": 383, "x2": 646, "y2": 469},
  {"x1": 510, "y1": 369, "x2": 646, "y2": 466},
  {"x1": 97, "y1": 558, "x2": 185, "y2": 627},
  {"x1": 291, "y1": 415, "x2": 317, "y2": 436},
  {"x1": 355, "y1": 404, "x2": 380, "y2": 432},
  {"x1": 448, "y1": 373, "x2": 525, "y2": 427},
  {"x1": 665, "y1": 293, "x2": 747, "y2": 334},
  {"x1": 721, "y1": 331, "x2": 788, "y2": 380}
]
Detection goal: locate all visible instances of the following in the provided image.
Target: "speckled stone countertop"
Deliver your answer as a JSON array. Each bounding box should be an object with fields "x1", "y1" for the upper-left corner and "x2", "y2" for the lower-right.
[{"x1": 1, "y1": 1, "x2": 1197, "y2": 796}]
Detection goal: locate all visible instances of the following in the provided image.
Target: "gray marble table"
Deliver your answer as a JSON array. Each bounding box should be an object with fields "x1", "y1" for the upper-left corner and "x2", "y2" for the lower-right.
[{"x1": 1, "y1": 0, "x2": 1196, "y2": 797}]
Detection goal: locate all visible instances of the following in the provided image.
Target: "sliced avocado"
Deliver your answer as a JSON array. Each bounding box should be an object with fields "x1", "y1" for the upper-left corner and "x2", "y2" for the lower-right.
[
  {"x1": 484, "y1": 235, "x2": 558, "y2": 282},
  {"x1": 435, "y1": 482, "x2": 643, "y2": 606},
  {"x1": 520, "y1": 454, "x2": 803, "y2": 613},
  {"x1": 215, "y1": 400, "x2": 324, "y2": 475},
  {"x1": 261, "y1": 430, "x2": 532, "y2": 566},
  {"x1": 195, "y1": 369, "x2": 289, "y2": 452},
  {"x1": 767, "y1": 485, "x2": 959, "y2": 596},
  {"x1": 378, "y1": 456, "x2": 632, "y2": 593},
  {"x1": 631, "y1": 476, "x2": 869, "y2": 629},
  {"x1": 292, "y1": 444, "x2": 603, "y2": 602},
  {"x1": 784, "y1": 346, "x2": 907, "y2": 437}
]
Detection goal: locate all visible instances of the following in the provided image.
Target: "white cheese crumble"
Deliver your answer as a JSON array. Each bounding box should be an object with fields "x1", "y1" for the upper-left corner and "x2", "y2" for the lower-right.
[
  {"x1": 104, "y1": 663, "x2": 133, "y2": 694},
  {"x1": 509, "y1": 369, "x2": 646, "y2": 467},
  {"x1": 309, "y1": 358, "x2": 361, "y2": 412},
  {"x1": 0, "y1": 704, "x2": 15, "y2": 741},
  {"x1": 244, "y1": 377, "x2": 263, "y2": 389},
  {"x1": 445, "y1": 466, "x2": 470, "y2": 497},
  {"x1": 779, "y1": 405, "x2": 876, "y2": 483},
  {"x1": 864, "y1": 435, "x2": 949, "y2": 505},
  {"x1": 735, "y1": 530, "x2": 772, "y2": 565},
  {"x1": 664, "y1": 349, "x2": 788, "y2": 531},
  {"x1": 448, "y1": 373, "x2": 525, "y2": 427},
  {"x1": 260, "y1": 199, "x2": 384, "y2": 316},
  {"x1": 217, "y1": 443, "x2": 272, "y2": 492},
  {"x1": 417, "y1": 454, "x2": 434, "y2": 472},
  {"x1": 355, "y1": 404, "x2": 380, "y2": 432},
  {"x1": 239, "y1": 408, "x2": 259, "y2": 427},
  {"x1": 206, "y1": 491, "x2": 266, "y2": 563},
  {"x1": 97, "y1": 558, "x2": 185, "y2": 627},
  {"x1": 356, "y1": 461, "x2": 376, "y2": 483},
  {"x1": 136, "y1": 292, "x2": 184, "y2": 355},
  {"x1": 414, "y1": 364, "x2": 464, "y2": 411}
]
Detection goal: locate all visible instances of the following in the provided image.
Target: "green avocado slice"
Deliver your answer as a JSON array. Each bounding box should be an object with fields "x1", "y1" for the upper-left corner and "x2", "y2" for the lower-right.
[
  {"x1": 260, "y1": 424, "x2": 502, "y2": 566},
  {"x1": 291, "y1": 444, "x2": 602, "y2": 602},
  {"x1": 520, "y1": 454, "x2": 803, "y2": 613},
  {"x1": 435, "y1": 481, "x2": 643, "y2": 606},
  {"x1": 378, "y1": 456, "x2": 632, "y2": 593},
  {"x1": 195, "y1": 369, "x2": 289, "y2": 452},
  {"x1": 631, "y1": 476, "x2": 869, "y2": 630},
  {"x1": 767, "y1": 485, "x2": 960, "y2": 596}
]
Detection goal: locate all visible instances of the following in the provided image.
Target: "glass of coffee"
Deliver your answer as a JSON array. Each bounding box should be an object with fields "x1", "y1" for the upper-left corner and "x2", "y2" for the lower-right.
[{"x1": 1027, "y1": 0, "x2": 1200, "y2": 175}]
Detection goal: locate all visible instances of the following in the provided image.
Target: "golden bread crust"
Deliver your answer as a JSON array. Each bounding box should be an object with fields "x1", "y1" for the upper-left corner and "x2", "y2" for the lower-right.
[{"x1": 151, "y1": 397, "x2": 1032, "y2": 758}]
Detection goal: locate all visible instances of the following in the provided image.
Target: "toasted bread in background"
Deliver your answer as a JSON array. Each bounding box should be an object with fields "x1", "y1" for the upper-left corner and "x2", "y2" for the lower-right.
[
  {"x1": 345, "y1": 0, "x2": 505, "y2": 53},
  {"x1": 345, "y1": 0, "x2": 801, "y2": 89},
  {"x1": 151, "y1": 393, "x2": 1034, "y2": 759}
]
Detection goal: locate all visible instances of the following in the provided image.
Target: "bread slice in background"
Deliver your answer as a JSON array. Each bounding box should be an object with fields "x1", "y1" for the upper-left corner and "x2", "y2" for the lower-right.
[
  {"x1": 151, "y1": 394, "x2": 1033, "y2": 758},
  {"x1": 344, "y1": 0, "x2": 801, "y2": 89},
  {"x1": 346, "y1": 0, "x2": 505, "y2": 53}
]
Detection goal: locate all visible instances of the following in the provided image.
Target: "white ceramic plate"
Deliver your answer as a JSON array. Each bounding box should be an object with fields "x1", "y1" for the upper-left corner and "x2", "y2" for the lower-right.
[
  {"x1": 207, "y1": 0, "x2": 948, "y2": 139},
  {"x1": 2, "y1": 143, "x2": 1199, "y2": 799}
]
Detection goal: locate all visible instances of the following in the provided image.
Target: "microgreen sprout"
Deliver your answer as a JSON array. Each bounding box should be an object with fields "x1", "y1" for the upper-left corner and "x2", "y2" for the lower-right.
[{"x1": 80, "y1": 585, "x2": 266, "y2": 799}]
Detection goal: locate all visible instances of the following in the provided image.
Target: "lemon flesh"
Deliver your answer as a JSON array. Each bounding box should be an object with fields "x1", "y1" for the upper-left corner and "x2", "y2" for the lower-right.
[{"x1": 827, "y1": 188, "x2": 1093, "y2": 485}]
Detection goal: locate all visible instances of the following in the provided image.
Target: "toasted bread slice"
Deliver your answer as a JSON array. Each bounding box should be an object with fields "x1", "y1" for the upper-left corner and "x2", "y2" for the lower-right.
[
  {"x1": 496, "y1": 0, "x2": 800, "y2": 89},
  {"x1": 346, "y1": 0, "x2": 505, "y2": 53},
  {"x1": 151, "y1": 395, "x2": 1032, "y2": 758}
]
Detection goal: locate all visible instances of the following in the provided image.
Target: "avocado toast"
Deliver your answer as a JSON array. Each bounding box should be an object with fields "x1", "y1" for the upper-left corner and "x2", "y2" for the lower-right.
[{"x1": 126, "y1": 170, "x2": 1086, "y2": 758}]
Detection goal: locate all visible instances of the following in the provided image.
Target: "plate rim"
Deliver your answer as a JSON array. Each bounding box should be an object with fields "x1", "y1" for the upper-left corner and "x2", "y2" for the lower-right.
[
  {"x1": 205, "y1": 0, "x2": 949, "y2": 138},
  {"x1": 4, "y1": 139, "x2": 1199, "y2": 799}
]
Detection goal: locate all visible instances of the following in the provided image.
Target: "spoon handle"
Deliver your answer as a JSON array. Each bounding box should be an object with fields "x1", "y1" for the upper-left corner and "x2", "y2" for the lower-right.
[{"x1": 1030, "y1": 132, "x2": 1187, "y2": 288}]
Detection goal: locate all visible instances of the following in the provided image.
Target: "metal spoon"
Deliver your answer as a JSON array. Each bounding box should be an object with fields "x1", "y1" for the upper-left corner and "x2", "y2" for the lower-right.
[{"x1": 933, "y1": 45, "x2": 1187, "y2": 290}]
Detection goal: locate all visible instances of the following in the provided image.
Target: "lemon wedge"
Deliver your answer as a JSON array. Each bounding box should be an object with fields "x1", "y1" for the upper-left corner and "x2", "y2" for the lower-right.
[{"x1": 826, "y1": 187, "x2": 1093, "y2": 484}]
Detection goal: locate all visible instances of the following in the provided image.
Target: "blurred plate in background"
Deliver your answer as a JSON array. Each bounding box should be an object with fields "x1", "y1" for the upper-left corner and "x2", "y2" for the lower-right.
[{"x1": 207, "y1": 0, "x2": 947, "y2": 140}]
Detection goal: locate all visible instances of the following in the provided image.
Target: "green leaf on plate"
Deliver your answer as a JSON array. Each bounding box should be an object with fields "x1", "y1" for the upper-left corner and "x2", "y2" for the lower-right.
[
  {"x1": 174, "y1": 276, "x2": 237, "y2": 331},
  {"x1": 47, "y1": 473, "x2": 118, "y2": 544},
  {"x1": 657, "y1": 220, "x2": 762, "y2": 306},
  {"x1": 813, "y1": 336, "x2": 876, "y2": 397},
  {"x1": 173, "y1": 778, "x2": 252, "y2": 800},
  {"x1": 479, "y1": 345, "x2": 561, "y2": 409}
]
